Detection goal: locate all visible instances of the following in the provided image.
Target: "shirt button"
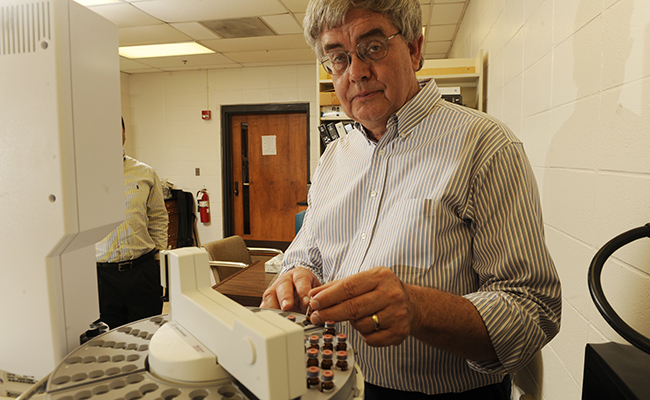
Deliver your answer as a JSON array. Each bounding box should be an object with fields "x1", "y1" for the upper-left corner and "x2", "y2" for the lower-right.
[
  {"x1": 370, "y1": 191, "x2": 377, "y2": 197},
  {"x1": 379, "y1": 150, "x2": 386, "y2": 156},
  {"x1": 361, "y1": 233, "x2": 367, "y2": 240}
]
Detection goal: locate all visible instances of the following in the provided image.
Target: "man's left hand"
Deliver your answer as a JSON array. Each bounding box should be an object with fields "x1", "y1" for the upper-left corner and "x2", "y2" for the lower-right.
[{"x1": 307, "y1": 266, "x2": 420, "y2": 347}]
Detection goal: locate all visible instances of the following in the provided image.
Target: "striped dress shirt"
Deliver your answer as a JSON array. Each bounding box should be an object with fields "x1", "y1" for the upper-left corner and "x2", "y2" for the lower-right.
[
  {"x1": 281, "y1": 80, "x2": 561, "y2": 394},
  {"x1": 96, "y1": 155, "x2": 168, "y2": 263}
]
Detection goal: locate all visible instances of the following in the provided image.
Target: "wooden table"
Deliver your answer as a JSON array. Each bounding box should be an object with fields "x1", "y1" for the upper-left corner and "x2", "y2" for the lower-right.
[{"x1": 212, "y1": 261, "x2": 278, "y2": 307}]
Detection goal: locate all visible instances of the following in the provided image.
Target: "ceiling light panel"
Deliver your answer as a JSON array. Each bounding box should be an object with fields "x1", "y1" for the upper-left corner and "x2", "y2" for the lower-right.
[
  {"x1": 119, "y1": 42, "x2": 215, "y2": 58},
  {"x1": 261, "y1": 14, "x2": 302, "y2": 35}
]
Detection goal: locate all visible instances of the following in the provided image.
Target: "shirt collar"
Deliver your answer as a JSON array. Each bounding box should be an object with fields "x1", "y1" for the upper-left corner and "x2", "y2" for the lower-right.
[{"x1": 354, "y1": 79, "x2": 442, "y2": 144}]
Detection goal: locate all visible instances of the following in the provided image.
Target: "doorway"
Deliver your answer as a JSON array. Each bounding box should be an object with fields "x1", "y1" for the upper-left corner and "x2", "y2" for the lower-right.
[{"x1": 222, "y1": 104, "x2": 309, "y2": 250}]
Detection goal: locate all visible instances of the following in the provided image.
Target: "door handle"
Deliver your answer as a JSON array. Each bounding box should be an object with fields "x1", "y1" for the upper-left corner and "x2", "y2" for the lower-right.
[{"x1": 234, "y1": 181, "x2": 239, "y2": 196}]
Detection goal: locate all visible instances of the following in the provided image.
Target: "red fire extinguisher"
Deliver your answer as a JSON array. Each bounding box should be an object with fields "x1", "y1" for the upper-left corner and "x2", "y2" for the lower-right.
[{"x1": 196, "y1": 188, "x2": 210, "y2": 223}]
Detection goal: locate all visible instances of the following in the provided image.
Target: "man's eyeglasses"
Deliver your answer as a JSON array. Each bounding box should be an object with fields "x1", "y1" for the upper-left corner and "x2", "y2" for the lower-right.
[{"x1": 320, "y1": 32, "x2": 401, "y2": 75}]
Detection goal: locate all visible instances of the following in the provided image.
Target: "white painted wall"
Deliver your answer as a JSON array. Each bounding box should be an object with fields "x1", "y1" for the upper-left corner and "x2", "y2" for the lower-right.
[
  {"x1": 450, "y1": 0, "x2": 650, "y2": 398},
  {"x1": 123, "y1": 65, "x2": 320, "y2": 244}
]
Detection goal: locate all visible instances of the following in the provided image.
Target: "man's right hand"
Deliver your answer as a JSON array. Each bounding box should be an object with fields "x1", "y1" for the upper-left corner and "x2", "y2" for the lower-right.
[{"x1": 260, "y1": 267, "x2": 320, "y2": 312}]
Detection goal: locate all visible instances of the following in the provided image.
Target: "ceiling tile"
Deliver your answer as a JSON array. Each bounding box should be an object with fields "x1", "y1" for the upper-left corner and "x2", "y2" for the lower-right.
[
  {"x1": 420, "y1": 4, "x2": 430, "y2": 26},
  {"x1": 261, "y1": 14, "x2": 303, "y2": 35},
  {"x1": 427, "y1": 24, "x2": 456, "y2": 41},
  {"x1": 132, "y1": 0, "x2": 287, "y2": 23},
  {"x1": 120, "y1": 57, "x2": 157, "y2": 70},
  {"x1": 430, "y1": 3, "x2": 465, "y2": 25},
  {"x1": 279, "y1": 0, "x2": 309, "y2": 13},
  {"x1": 224, "y1": 48, "x2": 316, "y2": 63},
  {"x1": 424, "y1": 40, "x2": 451, "y2": 54},
  {"x1": 294, "y1": 13, "x2": 306, "y2": 28},
  {"x1": 171, "y1": 22, "x2": 221, "y2": 40},
  {"x1": 201, "y1": 34, "x2": 309, "y2": 53},
  {"x1": 86, "y1": 3, "x2": 161, "y2": 27},
  {"x1": 423, "y1": 53, "x2": 447, "y2": 59},
  {"x1": 119, "y1": 25, "x2": 192, "y2": 46},
  {"x1": 238, "y1": 60, "x2": 314, "y2": 68},
  {"x1": 83, "y1": 0, "x2": 468, "y2": 73},
  {"x1": 135, "y1": 53, "x2": 239, "y2": 69}
]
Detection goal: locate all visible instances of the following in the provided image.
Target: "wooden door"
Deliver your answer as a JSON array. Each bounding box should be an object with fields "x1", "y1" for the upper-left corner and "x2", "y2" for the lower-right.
[{"x1": 230, "y1": 113, "x2": 307, "y2": 242}]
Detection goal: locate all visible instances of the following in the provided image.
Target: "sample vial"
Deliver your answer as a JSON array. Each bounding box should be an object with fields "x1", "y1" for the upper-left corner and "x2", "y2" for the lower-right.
[
  {"x1": 322, "y1": 334, "x2": 334, "y2": 351},
  {"x1": 324, "y1": 320, "x2": 336, "y2": 336},
  {"x1": 336, "y1": 351, "x2": 348, "y2": 371},
  {"x1": 307, "y1": 366, "x2": 320, "y2": 388},
  {"x1": 321, "y1": 370, "x2": 335, "y2": 392},
  {"x1": 308, "y1": 335, "x2": 320, "y2": 351},
  {"x1": 320, "y1": 349, "x2": 333, "y2": 370},
  {"x1": 307, "y1": 348, "x2": 319, "y2": 368},
  {"x1": 287, "y1": 315, "x2": 296, "y2": 323},
  {"x1": 336, "y1": 334, "x2": 347, "y2": 352}
]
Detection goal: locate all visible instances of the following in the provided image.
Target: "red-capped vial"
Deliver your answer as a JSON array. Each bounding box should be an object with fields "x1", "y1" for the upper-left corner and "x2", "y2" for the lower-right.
[
  {"x1": 307, "y1": 366, "x2": 320, "y2": 388},
  {"x1": 336, "y1": 334, "x2": 347, "y2": 352},
  {"x1": 308, "y1": 335, "x2": 320, "y2": 351},
  {"x1": 320, "y1": 349, "x2": 333, "y2": 370},
  {"x1": 287, "y1": 315, "x2": 296, "y2": 323},
  {"x1": 307, "y1": 348, "x2": 319, "y2": 367},
  {"x1": 336, "y1": 351, "x2": 348, "y2": 371},
  {"x1": 322, "y1": 334, "x2": 334, "y2": 351},
  {"x1": 324, "y1": 320, "x2": 336, "y2": 336},
  {"x1": 321, "y1": 370, "x2": 335, "y2": 392}
]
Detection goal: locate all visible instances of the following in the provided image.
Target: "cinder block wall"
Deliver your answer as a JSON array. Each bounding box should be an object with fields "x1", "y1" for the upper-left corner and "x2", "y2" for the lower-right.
[{"x1": 449, "y1": 0, "x2": 650, "y2": 398}]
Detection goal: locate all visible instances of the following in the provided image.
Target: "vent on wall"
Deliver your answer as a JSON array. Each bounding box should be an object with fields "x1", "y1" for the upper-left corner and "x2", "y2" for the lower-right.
[{"x1": 0, "y1": 1, "x2": 50, "y2": 56}]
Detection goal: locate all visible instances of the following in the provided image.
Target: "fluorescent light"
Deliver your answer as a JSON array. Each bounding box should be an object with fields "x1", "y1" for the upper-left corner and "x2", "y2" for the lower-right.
[
  {"x1": 119, "y1": 42, "x2": 215, "y2": 59},
  {"x1": 74, "y1": 0, "x2": 120, "y2": 5}
]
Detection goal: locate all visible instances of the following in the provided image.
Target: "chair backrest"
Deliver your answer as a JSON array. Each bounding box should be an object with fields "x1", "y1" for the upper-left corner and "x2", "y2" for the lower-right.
[{"x1": 203, "y1": 235, "x2": 253, "y2": 265}]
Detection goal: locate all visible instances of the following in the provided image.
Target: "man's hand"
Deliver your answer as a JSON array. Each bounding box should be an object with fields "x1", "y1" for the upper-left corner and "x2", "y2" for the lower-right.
[
  {"x1": 306, "y1": 266, "x2": 498, "y2": 361},
  {"x1": 260, "y1": 267, "x2": 321, "y2": 312},
  {"x1": 307, "y1": 266, "x2": 420, "y2": 347}
]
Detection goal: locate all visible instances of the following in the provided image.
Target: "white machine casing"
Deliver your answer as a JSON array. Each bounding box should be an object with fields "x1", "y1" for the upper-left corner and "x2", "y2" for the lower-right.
[
  {"x1": 155, "y1": 248, "x2": 306, "y2": 400},
  {"x1": 0, "y1": 0, "x2": 123, "y2": 380}
]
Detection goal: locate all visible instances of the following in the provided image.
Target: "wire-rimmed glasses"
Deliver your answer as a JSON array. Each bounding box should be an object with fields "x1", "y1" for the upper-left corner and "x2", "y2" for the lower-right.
[{"x1": 320, "y1": 32, "x2": 401, "y2": 75}]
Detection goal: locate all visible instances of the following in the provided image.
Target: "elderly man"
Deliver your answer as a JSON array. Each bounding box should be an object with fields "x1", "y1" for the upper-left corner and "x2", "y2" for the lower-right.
[{"x1": 262, "y1": 1, "x2": 561, "y2": 398}]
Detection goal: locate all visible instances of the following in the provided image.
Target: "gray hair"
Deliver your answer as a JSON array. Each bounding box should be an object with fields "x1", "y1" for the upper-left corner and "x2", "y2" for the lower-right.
[{"x1": 304, "y1": 0, "x2": 424, "y2": 70}]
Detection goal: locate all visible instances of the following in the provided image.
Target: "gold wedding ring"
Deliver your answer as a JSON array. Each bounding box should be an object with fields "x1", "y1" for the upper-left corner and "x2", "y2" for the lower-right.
[{"x1": 371, "y1": 313, "x2": 380, "y2": 331}]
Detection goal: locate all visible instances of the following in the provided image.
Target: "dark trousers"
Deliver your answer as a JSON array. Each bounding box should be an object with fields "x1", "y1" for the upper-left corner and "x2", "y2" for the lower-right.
[
  {"x1": 364, "y1": 376, "x2": 511, "y2": 400},
  {"x1": 96, "y1": 250, "x2": 163, "y2": 329}
]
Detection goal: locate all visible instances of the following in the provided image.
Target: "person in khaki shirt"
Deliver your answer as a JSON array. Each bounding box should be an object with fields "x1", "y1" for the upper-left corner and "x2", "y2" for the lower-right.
[{"x1": 95, "y1": 118, "x2": 168, "y2": 329}]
